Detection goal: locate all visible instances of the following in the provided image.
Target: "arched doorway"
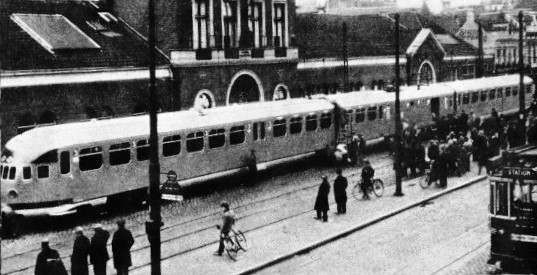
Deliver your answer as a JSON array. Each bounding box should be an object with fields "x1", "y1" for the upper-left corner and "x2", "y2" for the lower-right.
[
  {"x1": 227, "y1": 71, "x2": 264, "y2": 105},
  {"x1": 273, "y1": 84, "x2": 290, "y2": 101},
  {"x1": 417, "y1": 60, "x2": 437, "y2": 86}
]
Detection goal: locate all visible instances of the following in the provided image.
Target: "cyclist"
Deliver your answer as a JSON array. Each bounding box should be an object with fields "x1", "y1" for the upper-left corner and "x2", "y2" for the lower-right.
[
  {"x1": 214, "y1": 201, "x2": 236, "y2": 256},
  {"x1": 360, "y1": 160, "x2": 375, "y2": 199}
]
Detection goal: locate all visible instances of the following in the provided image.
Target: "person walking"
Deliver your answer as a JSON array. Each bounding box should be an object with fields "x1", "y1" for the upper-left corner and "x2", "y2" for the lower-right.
[
  {"x1": 333, "y1": 169, "x2": 348, "y2": 214},
  {"x1": 35, "y1": 239, "x2": 68, "y2": 275},
  {"x1": 112, "y1": 219, "x2": 134, "y2": 275},
  {"x1": 214, "y1": 201, "x2": 236, "y2": 256},
  {"x1": 474, "y1": 130, "x2": 489, "y2": 175},
  {"x1": 71, "y1": 227, "x2": 90, "y2": 275},
  {"x1": 90, "y1": 224, "x2": 110, "y2": 275},
  {"x1": 361, "y1": 160, "x2": 375, "y2": 199},
  {"x1": 314, "y1": 175, "x2": 330, "y2": 222},
  {"x1": 357, "y1": 134, "x2": 366, "y2": 166},
  {"x1": 347, "y1": 135, "x2": 358, "y2": 165}
]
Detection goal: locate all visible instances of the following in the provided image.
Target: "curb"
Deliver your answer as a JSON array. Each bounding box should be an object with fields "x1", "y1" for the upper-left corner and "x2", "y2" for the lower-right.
[{"x1": 234, "y1": 174, "x2": 488, "y2": 275}]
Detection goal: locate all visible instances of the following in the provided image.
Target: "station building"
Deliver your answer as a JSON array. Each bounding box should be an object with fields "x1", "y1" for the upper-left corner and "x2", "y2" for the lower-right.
[{"x1": 0, "y1": 0, "x2": 172, "y2": 147}]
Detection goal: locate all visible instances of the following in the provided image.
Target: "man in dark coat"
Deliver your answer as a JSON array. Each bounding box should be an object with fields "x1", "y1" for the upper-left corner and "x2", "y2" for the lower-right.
[
  {"x1": 333, "y1": 169, "x2": 348, "y2": 214},
  {"x1": 112, "y1": 219, "x2": 135, "y2": 275},
  {"x1": 35, "y1": 239, "x2": 68, "y2": 275},
  {"x1": 458, "y1": 110, "x2": 469, "y2": 134},
  {"x1": 72, "y1": 227, "x2": 90, "y2": 275},
  {"x1": 314, "y1": 175, "x2": 330, "y2": 222},
  {"x1": 474, "y1": 130, "x2": 489, "y2": 175},
  {"x1": 90, "y1": 224, "x2": 110, "y2": 275}
]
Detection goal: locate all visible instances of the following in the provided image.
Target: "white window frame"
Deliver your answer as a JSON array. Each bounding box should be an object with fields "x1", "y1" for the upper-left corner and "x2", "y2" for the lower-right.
[
  {"x1": 272, "y1": 1, "x2": 288, "y2": 48},
  {"x1": 248, "y1": 0, "x2": 266, "y2": 48},
  {"x1": 192, "y1": 0, "x2": 214, "y2": 49},
  {"x1": 221, "y1": 0, "x2": 239, "y2": 48}
]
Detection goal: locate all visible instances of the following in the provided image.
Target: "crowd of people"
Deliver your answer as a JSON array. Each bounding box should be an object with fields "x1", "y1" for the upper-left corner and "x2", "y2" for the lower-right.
[{"x1": 35, "y1": 220, "x2": 134, "y2": 275}]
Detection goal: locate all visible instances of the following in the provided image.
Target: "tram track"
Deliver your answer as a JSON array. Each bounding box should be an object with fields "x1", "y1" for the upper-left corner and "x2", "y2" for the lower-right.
[{"x1": 2, "y1": 153, "x2": 395, "y2": 274}]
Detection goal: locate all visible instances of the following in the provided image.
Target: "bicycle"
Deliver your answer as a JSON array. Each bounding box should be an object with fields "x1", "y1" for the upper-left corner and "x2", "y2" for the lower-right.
[
  {"x1": 419, "y1": 161, "x2": 440, "y2": 188},
  {"x1": 217, "y1": 227, "x2": 248, "y2": 261},
  {"x1": 352, "y1": 178, "x2": 384, "y2": 200}
]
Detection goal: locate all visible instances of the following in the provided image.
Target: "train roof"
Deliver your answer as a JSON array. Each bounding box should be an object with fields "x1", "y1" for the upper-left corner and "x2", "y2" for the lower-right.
[
  {"x1": 441, "y1": 74, "x2": 532, "y2": 91},
  {"x1": 4, "y1": 98, "x2": 334, "y2": 163}
]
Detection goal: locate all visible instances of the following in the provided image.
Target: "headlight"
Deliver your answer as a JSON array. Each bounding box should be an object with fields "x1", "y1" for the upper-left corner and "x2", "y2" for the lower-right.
[{"x1": 7, "y1": 189, "x2": 18, "y2": 199}]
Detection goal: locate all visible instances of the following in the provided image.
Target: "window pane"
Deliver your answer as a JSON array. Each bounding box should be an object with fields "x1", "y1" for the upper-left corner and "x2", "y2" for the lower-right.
[
  {"x1": 187, "y1": 132, "x2": 204, "y2": 152},
  {"x1": 136, "y1": 140, "x2": 150, "y2": 161},
  {"x1": 378, "y1": 106, "x2": 383, "y2": 120},
  {"x1": 110, "y1": 142, "x2": 130, "y2": 165},
  {"x1": 209, "y1": 129, "x2": 226, "y2": 148},
  {"x1": 367, "y1": 107, "x2": 377, "y2": 121},
  {"x1": 273, "y1": 119, "x2": 286, "y2": 137},
  {"x1": 253, "y1": 123, "x2": 258, "y2": 141},
  {"x1": 79, "y1": 146, "x2": 103, "y2": 171},
  {"x1": 23, "y1": 166, "x2": 31, "y2": 179},
  {"x1": 2, "y1": 166, "x2": 8, "y2": 179},
  {"x1": 505, "y1": 87, "x2": 511, "y2": 97},
  {"x1": 163, "y1": 135, "x2": 181, "y2": 156},
  {"x1": 513, "y1": 87, "x2": 518, "y2": 96},
  {"x1": 37, "y1": 166, "x2": 49, "y2": 178},
  {"x1": 471, "y1": 92, "x2": 479, "y2": 103},
  {"x1": 230, "y1": 126, "x2": 245, "y2": 145},
  {"x1": 9, "y1": 167, "x2": 16, "y2": 179},
  {"x1": 497, "y1": 88, "x2": 503, "y2": 98},
  {"x1": 481, "y1": 91, "x2": 487, "y2": 102},
  {"x1": 60, "y1": 151, "x2": 70, "y2": 174},
  {"x1": 290, "y1": 117, "x2": 303, "y2": 134},
  {"x1": 495, "y1": 181, "x2": 509, "y2": 215},
  {"x1": 320, "y1": 113, "x2": 331, "y2": 129},
  {"x1": 260, "y1": 122, "x2": 266, "y2": 140},
  {"x1": 356, "y1": 109, "x2": 365, "y2": 122},
  {"x1": 306, "y1": 115, "x2": 317, "y2": 131},
  {"x1": 489, "y1": 90, "x2": 496, "y2": 100},
  {"x1": 463, "y1": 94, "x2": 470, "y2": 104}
]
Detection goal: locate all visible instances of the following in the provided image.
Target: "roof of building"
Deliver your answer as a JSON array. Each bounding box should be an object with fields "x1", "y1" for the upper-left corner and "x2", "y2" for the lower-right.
[
  {"x1": 295, "y1": 11, "x2": 479, "y2": 60},
  {"x1": 0, "y1": 0, "x2": 168, "y2": 71}
]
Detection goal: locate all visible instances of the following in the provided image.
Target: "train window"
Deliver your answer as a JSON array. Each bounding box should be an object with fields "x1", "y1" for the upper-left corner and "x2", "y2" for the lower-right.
[
  {"x1": 2, "y1": 166, "x2": 8, "y2": 179},
  {"x1": 23, "y1": 166, "x2": 31, "y2": 180},
  {"x1": 37, "y1": 165, "x2": 49, "y2": 179},
  {"x1": 253, "y1": 123, "x2": 258, "y2": 141},
  {"x1": 513, "y1": 180, "x2": 532, "y2": 204},
  {"x1": 163, "y1": 135, "x2": 181, "y2": 156},
  {"x1": 497, "y1": 88, "x2": 503, "y2": 98},
  {"x1": 355, "y1": 109, "x2": 365, "y2": 123},
  {"x1": 208, "y1": 129, "x2": 226, "y2": 148},
  {"x1": 136, "y1": 140, "x2": 150, "y2": 161},
  {"x1": 60, "y1": 151, "x2": 70, "y2": 174},
  {"x1": 367, "y1": 107, "x2": 377, "y2": 121},
  {"x1": 505, "y1": 87, "x2": 511, "y2": 97},
  {"x1": 230, "y1": 126, "x2": 246, "y2": 145},
  {"x1": 320, "y1": 113, "x2": 331, "y2": 129},
  {"x1": 463, "y1": 94, "x2": 470, "y2": 104},
  {"x1": 9, "y1": 167, "x2": 16, "y2": 179},
  {"x1": 378, "y1": 106, "x2": 383, "y2": 120},
  {"x1": 471, "y1": 92, "x2": 479, "y2": 103},
  {"x1": 273, "y1": 119, "x2": 287, "y2": 137},
  {"x1": 79, "y1": 147, "x2": 103, "y2": 171},
  {"x1": 481, "y1": 91, "x2": 487, "y2": 102},
  {"x1": 495, "y1": 181, "x2": 509, "y2": 216},
  {"x1": 489, "y1": 90, "x2": 496, "y2": 100},
  {"x1": 306, "y1": 115, "x2": 317, "y2": 131},
  {"x1": 186, "y1": 132, "x2": 204, "y2": 152},
  {"x1": 513, "y1": 87, "x2": 518, "y2": 97},
  {"x1": 110, "y1": 142, "x2": 131, "y2": 165},
  {"x1": 527, "y1": 85, "x2": 533, "y2": 94},
  {"x1": 33, "y1": 150, "x2": 58, "y2": 164},
  {"x1": 532, "y1": 185, "x2": 537, "y2": 203},
  {"x1": 290, "y1": 117, "x2": 303, "y2": 134}
]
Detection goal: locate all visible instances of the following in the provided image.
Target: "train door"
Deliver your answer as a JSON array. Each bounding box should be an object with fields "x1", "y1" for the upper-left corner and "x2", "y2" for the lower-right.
[{"x1": 430, "y1": 97, "x2": 440, "y2": 117}]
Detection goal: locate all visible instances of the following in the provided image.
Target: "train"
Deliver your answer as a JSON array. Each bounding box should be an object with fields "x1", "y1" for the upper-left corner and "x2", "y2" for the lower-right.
[
  {"x1": 488, "y1": 145, "x2": 537, "y2": 273},
  {"x1": 0, "y1": 74, "x2": 534, "y2": 225}
]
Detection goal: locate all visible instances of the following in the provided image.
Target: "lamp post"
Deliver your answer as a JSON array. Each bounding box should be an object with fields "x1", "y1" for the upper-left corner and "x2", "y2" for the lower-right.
[
  {"x1": 394, "y1": 13, "x2": 404, "y2": 197},
  {"x1": 147, "y1": 0, "x2": 162, "y2": 274},
  {"x1": 519, "y1": 11, "x2": 526, "y2": 114}
]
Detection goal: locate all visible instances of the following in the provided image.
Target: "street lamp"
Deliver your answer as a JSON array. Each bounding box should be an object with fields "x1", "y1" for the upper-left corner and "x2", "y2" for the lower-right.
[{"x1": 394, "y1": 13, "x2": 404, "y2": 197}]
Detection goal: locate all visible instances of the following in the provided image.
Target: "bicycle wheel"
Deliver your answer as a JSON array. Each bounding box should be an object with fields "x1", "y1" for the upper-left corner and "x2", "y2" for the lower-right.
[
  {"x1": 352, "y1": 182, "x2": 364, "y2": 200},
  {"x1": 372, "y1": 179, "x2": 384, "y2": 197},
  {"x1": 235, "y1": 231, "x2": 248, "y2": 251},
  {"x1": 224, "y1": 238, "x2": 238, "y2": 261},
  {"x1": 419, "y1": 174, "x2": 431, "y2": 189}
]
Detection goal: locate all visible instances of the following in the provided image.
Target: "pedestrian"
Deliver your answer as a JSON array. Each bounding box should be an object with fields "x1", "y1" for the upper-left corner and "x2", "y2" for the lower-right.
[
  {"x1": 347, "y1": 135, "x2": 358, "y2": 165},
  {"x1": 90, "y1": 224, "x2": 110, "y2": 275},
  {"x1": 458, "y1": 110, "x2": 469, "y2": 134},
  {"x1": 214, "y1": 201, "x2": 236, "y2": 256},
  {"x1": 357, "y1": 134, "x2": 366, "y2": 166},
  {"x1": 361, "y1": 160, "x2": 375, "y2": 199},
  {"x1": 112, "y1": 219, "x2": 134, "y2": 275},
  {"x1": 474, "y1": 130, "x2": 489, "y2": 175},
  {"x1": 314, "y1": 175, "x2": 330, "y2": 222},
  {"x1": 333, "y1": 169, "x2": 348, "y2": 214},
  {"x1": 35, "y1": 239, "x2": 68, "y2": 275},
  {"x1": 72, "y1": 227, "x2": 90, "y2": 275},
  {"x1": 245, "y1": 149, "x2": 257, "y2": 185}
]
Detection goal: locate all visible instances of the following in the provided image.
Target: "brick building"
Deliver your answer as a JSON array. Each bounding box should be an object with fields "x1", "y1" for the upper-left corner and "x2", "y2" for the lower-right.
[
  {"x1": 112, "y1": 0, "x2": 299, "y2": 108},
  {"x1": 294, "y1": 11, "x2": 495, "y2": 95},
  {"x1": 0, "y1": 0, "x2": 172, "y2": 147}
]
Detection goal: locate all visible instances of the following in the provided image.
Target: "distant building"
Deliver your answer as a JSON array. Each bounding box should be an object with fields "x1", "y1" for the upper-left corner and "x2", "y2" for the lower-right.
[{"x1": 0, "y1": 0, "x2": 172, "y2": 147}]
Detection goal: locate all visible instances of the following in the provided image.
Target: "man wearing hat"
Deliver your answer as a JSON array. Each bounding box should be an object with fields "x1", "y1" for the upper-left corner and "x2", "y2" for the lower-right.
[
  {"x1": 314, "y1": 175, "x2": 330, "y2": 222},
  {"x1": 90, "y1": 224, "x2": 110, "y2": 275},
  {"x1": 214, "y1": 201, "x2": 235, "y2": 256},
  {"x1": 72, "y1": 227, "x2": 90, "y2": 275},
  {"x1": 361, "y1": 159, "x2": 375, "y2": 199},
  {"x1": 35, "y1": 239, "x2": 67, "y2": 275},
  {"x1": 112, "y1": 219, "x2": 135, "y2": 275}
]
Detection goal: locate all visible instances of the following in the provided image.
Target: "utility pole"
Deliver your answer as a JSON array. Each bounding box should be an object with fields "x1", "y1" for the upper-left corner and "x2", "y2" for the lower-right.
[
  {"x1": 147, "y1": 0, "x2": 161, "y2": 274},
  {"x1": 394, "y1": 13, "x2": 403, "y2": 197},
  {"x1": 343, "y1": 22, "x2": 349, "y2": 93},
  {"x1": 519, "y1": 11, "x2": 526, "y2": 114}
]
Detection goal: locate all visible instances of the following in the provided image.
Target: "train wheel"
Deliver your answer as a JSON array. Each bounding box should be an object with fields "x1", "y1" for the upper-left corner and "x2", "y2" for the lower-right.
[{"x1": 419, "y1": 175, "x2": 431, "y2": 188}]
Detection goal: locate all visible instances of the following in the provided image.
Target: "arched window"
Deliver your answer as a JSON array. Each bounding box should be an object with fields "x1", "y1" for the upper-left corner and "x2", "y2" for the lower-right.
[
  {"x1": 18, "y1": 112, "x2": 36, "y2": 134},
  {"x1": 194, "y1": 90, "x2": 215, "y2": 109},
  {"x1": 273, "y1": 84, "x2": 289, "y2": 101},
  {"x1": 39, "y1": 111, "x2": 56, "y2": 125},
  {"x1": 371, "y1": 80, "x2": 377, "y2": 90}
]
